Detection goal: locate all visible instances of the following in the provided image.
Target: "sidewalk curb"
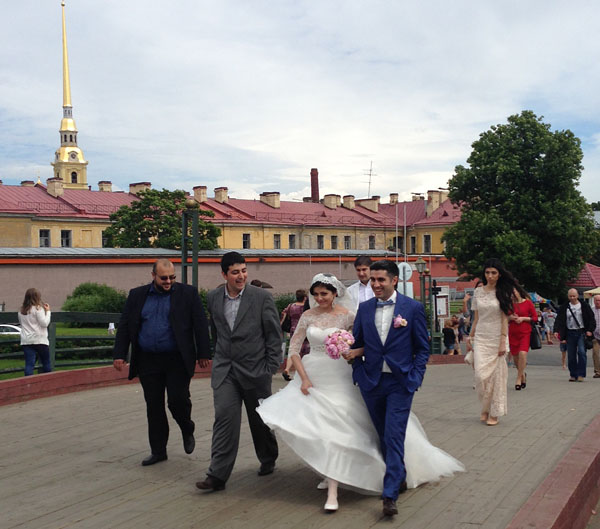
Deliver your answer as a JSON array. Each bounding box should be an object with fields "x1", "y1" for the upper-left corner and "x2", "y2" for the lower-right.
[
  {"x1": 0, "y1": 365, "x2": 211, "y2": 406},
  {"x1": 506, "y1": 413, "x2": 600, "y2": 529}
]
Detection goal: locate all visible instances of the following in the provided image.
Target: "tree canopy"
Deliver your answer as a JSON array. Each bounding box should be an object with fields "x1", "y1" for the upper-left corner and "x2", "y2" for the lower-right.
[
  {"x1": 103, "y1": 189, "x2": 221, "y2": 250},
  {"x1": 442, "y1": 110, "x2": 598, "y2": 298}
]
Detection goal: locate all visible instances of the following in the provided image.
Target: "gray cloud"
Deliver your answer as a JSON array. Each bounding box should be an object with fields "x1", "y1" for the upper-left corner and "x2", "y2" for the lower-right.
[{"x1": 1, "y1": 0, "x2": 599, "y2": 201}]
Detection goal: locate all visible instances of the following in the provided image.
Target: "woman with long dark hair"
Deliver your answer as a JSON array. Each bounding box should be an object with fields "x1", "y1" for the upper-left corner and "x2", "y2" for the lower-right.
[
  {"x1": 18, "y1": 288, "x2": 52, "y2": 376},
  {"x1": 465, "y1": 258, "x2": 516, "y2": 426},
  {"x1": 508, "y1": 284, "x2": 537, "y2": 390}
]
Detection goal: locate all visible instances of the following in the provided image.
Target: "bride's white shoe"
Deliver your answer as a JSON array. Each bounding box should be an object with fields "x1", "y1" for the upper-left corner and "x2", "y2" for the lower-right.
[
  {"x1": 317, "y1": 479, "x2": 328, "y2": 489},
  {"x1": 324, "y1": 500, "x2": 338, "y2": 512}
]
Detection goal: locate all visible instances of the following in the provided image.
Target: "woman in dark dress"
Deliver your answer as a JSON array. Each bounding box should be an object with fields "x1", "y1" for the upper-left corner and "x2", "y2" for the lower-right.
[{"x1": 282, "y1": 289, "x2": 308, "y2": 378}]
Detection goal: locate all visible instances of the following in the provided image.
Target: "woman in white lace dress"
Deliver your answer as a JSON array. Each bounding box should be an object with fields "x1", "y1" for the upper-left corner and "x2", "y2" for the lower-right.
[
  {"x1": 258, "y1": 274, "x2": 465, "y2": 513},
  {"x1": 466, "y1": 258, "x2": 517, "y2": 426}
]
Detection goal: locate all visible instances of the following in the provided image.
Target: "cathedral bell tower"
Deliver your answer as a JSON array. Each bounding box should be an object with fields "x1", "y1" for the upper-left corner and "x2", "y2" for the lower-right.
[{"x1": 51, "y1": 0, "x2": 88, "y2": 190}]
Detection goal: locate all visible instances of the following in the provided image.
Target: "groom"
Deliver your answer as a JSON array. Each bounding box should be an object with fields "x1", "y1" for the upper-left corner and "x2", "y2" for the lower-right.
[{"x1": 344, "y1": 260, "x2": 430, "y2": 517}]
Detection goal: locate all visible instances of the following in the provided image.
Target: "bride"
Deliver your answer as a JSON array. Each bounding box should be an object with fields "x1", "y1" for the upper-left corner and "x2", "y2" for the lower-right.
[{"x1": 257, "y1": 273, "x2": 464, "y2": 513}]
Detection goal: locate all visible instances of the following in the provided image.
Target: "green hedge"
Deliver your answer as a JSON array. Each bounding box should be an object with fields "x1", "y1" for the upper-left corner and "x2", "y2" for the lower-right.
[{"x1": 62, "y1": 283, "x2": 127, "y2": 326}]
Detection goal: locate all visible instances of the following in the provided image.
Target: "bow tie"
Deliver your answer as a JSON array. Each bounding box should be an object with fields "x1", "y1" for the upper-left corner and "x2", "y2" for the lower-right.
[{"x1": 376, "y1": 299, "x2": 394, "y2": 307}]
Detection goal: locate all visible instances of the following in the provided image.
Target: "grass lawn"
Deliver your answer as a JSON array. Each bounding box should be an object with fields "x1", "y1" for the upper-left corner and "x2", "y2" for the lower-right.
[{"x1": 0, "y1": 325, "x2": 114, "y2": 381}]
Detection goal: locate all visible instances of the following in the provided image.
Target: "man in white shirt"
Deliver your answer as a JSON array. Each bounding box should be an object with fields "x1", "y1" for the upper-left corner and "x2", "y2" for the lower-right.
[
  {"x1": 345, "y1": 260, "x2": 429, "y2": 517},
  {"x1": 347, "y1": 256, "x2": 375, "y2": 311}
]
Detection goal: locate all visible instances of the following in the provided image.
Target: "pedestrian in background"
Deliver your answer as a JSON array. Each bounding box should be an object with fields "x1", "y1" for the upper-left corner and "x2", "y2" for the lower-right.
[
  {"x1": 554, "y1": 289, "x2": 595, "y2": 382},
  {"x1": 18, "y1": 288, "x2": 52, "y2": 376},
  {"x1": 508, "y1": 285, "x2": 536, "y2": 390},
  {"x1": 281, "y1": 289, "x2": 307, "y2": 380},
  {"x1": 590, "y1": 294, "x2": 600, "y2": 379}
]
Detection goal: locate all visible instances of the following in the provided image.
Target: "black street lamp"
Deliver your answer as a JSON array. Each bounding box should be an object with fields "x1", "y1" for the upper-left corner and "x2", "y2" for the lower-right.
[
  {"x1": 415, "y1": 257, "x2": 426, "y2": 304},
  {"x1": 181, "y1": 198, "x2": 199, "y2": 288}
]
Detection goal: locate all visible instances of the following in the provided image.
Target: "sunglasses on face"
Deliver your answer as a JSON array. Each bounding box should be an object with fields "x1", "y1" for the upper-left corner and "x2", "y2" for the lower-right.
[{"x1": 157, "y1": 275, "x2": 176, "y2": 281}]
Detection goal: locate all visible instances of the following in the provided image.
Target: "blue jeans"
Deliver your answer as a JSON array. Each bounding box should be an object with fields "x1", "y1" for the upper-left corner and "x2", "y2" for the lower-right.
[
  {"x1": 566, "y1": 330, "x2": 586, "y2": 379},
  {"x1": 23, "y1": 344, "x2": 52, "y2": 376}
]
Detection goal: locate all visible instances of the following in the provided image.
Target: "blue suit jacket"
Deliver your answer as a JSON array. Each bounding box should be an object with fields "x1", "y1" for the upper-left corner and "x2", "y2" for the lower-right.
[{"x1": 351, "y1": 293, "x2": 430, "y2": 393}]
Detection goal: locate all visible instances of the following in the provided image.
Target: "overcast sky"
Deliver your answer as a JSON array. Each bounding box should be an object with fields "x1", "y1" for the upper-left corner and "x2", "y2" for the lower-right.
[{"x1": 2, "y1": 0, "x2": 599, "y2": 202}]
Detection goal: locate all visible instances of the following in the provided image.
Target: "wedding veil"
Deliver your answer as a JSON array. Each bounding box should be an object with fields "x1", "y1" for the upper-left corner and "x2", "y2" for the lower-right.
[{"x1": 308, "y1": 273, "x2": 356, "y2": 313}]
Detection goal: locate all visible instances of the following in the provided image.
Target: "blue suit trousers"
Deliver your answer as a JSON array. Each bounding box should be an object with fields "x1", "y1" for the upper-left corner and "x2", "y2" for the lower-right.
[{"x1": 359, "y1": 373, "x2": 414, "y2": 500}]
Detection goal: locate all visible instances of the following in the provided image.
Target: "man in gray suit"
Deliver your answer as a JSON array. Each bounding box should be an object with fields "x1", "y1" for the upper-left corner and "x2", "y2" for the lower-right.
[{"x1": 196, "y1": 252, "x2": 281, "y2": 491}]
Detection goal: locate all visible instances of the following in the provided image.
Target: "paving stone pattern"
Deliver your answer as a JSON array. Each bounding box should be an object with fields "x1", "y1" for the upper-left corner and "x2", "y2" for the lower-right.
[{"x1": 1, "y1": 364, "x2": 599, "y2": 529}]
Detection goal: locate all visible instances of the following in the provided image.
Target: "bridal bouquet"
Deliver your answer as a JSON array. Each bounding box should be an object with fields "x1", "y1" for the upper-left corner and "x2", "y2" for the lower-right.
[{"x1": 324, "y1": 329, "x2": 355, "y2": 360}]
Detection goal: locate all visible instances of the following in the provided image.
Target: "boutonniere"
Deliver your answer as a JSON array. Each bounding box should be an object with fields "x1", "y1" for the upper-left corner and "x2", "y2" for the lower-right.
[{"x1": 393, "y1": 314, "x2": 408, "y2": 328}]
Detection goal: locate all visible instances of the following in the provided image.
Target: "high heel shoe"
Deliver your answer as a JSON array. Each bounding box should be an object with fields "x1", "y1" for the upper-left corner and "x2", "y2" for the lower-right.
[
  {"x1": 317, "y1": 479, "x2": 328, "y2": 490},
  {"x1": 515, "y1": 384, "x2": 521, "y2": 390},
  {"x1": 521, "y1": 373, "x2": 527, "y2": 389}
]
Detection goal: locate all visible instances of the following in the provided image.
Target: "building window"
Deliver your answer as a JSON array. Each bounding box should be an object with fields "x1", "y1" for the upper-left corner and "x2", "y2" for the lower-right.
[
  {"x1": 71, "y1": 171, "x2": 77, "y2": 183},
  {"x1": 61, "y1": 230, "x2": 72, "y2": 248},
  {"x1": 368, "y1": 235, "x2": 376, "y2": 250},
  {"x1": 102, "y1": 231, "x2": 108, "y2": 248},
  {"x1": 331, "y1": 235, "x2": 338, "y2": 250},
  {"x1": 242, "y1": 233, "x2": 251, "y2": 249},
  {"x1": 70, "y1": 134, "x2": 73, "y2": 142},
  {"x1": 39, "y1": 229, "x2": 50, "y2": 248},
  {"x1": 344, "y1": 236, "x2": 351, "y2": 250},
  {"x1": 288, "y1": 234, "x2": 296, "y2": 249},
  {"x1": 391, "y1": 236, "x2": 404, "y2": 253},
  {"x1": 317, "y1": 235, "x2": 324, "y2": 249},
  {"x1": 273, "y1": 234, "x2": 281, "y2": 249},
  {"x1": 423, "y1": 234, "x2": 432, "y2": 254},
  {"x1": 410, "y1": 236, "x2": 416, "y2": 254}
]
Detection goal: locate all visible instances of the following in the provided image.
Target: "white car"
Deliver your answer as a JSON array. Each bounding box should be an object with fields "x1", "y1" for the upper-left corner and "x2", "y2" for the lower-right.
[{"x1": 0, "y1": 324, "x2": 21, "y2": 336}]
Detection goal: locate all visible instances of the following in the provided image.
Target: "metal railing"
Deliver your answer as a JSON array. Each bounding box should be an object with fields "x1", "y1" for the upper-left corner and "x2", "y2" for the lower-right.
[{"x1": 0, "y1": 312, "x2": 121, "y2": 375}]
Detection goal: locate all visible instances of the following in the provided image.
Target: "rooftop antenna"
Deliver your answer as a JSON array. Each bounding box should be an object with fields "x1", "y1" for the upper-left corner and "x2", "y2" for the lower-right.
[{"x1": 363, "y1": 160, "x2": 376, "y2": 197}]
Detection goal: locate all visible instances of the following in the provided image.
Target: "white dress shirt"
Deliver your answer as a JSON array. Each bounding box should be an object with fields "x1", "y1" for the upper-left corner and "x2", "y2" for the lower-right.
[
  {"x1": 375, "y1": 291, "x2": 397, "y2": 373},
  {"x1": 348, "y1": 280, "x2": 375, "y2": 310},
  {"x1": 224, "y1": 287, "x2": 245, "y2": 330}
]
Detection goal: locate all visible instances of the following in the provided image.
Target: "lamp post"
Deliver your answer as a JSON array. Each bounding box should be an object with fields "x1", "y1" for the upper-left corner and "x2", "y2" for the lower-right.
[
  {"x1": 181, "y1": 198, "x2": 199, "y2": 289},
  {"x1": 415, "y1": 257, "x2": 426, "y2": 305}
]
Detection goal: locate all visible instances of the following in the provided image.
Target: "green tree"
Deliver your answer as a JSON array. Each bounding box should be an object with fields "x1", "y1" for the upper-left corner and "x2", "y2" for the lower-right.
[
  {"x1": 442, "y1": 110, "x2": 598, "y2": 298},
  {"x1": 590, "y1": 201, "x2": 600, "y2": 211},
  {"x1": 103, "y1": 189, "x2": 220, "y2": 250}
]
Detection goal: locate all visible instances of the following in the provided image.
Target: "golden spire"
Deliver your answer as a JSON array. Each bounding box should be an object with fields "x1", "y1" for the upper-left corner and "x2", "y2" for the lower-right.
[
  {"x1": 52, "y1": 0, "x2": 88, "y2": 190},
  {"x1": 61, "y1": 1, "x2": 71, "y2": 108}
]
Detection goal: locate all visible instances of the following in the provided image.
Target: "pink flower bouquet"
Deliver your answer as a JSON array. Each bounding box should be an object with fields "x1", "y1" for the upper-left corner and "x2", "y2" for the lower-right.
[{"x1": 324, "y1": 329, "x2": 355, "y2": 360}]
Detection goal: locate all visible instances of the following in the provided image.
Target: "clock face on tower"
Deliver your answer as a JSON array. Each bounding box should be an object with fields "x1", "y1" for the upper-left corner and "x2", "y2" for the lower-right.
[{"x1": 69, "y1": 152, "x2": 77, "y2": 160}]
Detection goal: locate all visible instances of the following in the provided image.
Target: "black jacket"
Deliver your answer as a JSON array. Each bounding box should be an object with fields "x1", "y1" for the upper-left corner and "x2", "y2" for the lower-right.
[
  {"x1": 553, "y1": 300, "x2": 596, "y2": 340},
  {"x1": 113, "y1": 282, "x2": 211, "y2": 380}
]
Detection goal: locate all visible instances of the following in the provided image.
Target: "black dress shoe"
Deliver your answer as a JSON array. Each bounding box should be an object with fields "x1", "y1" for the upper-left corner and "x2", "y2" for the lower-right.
[
  {"x1": 141, "y1": 453, "x2": 167, "y2": 466},
  {"x1": 398, "y1": 480, "x2": 408, "y2": 494},
  {"x1": 382, "y1": 498, "x2": 398, "y2": 516},
  {"x1": 195, "y1": 475, "x2": 225, "y2": 491},
  {"x1": 258, "y1": 462, "x2": 275, "y2": 476},
  {"x1": 183, "y1": 433, "x2": 195, "y2": 454}
]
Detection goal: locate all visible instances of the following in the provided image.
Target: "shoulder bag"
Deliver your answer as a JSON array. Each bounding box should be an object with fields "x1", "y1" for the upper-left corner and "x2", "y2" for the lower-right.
[
  {"x1": 567, "y1": 304, "x2": 594, "y2": 350},
  {"x1": 281, "y1": 305, "x2": 292, "y2": 333}
]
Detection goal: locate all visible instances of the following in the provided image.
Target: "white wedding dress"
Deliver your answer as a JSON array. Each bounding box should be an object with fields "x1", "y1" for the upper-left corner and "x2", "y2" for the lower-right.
[{"x1": 257, "y1": 310, "x2": 465, "y2": 494}]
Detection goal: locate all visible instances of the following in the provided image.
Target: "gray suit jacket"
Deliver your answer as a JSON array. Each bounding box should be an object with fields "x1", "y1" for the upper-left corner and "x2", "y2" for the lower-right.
[{"x1": 207, "y1": 284, "x2": 282, "y2": 390}]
